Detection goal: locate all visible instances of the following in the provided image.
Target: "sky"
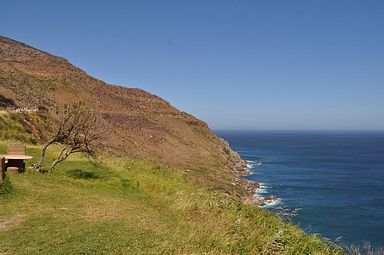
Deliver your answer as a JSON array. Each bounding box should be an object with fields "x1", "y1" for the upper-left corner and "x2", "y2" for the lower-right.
[{"x1": 1, "y1": 0, "x2": 384, "y2": 130}]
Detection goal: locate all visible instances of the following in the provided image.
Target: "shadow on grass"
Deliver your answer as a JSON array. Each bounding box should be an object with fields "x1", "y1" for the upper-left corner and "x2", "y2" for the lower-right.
[{"x1": 67, "y1": 169, "x2": 101, "y2": 180}]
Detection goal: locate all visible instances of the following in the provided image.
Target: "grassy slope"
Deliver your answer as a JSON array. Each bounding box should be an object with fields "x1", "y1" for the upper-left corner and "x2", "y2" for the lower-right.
[
  {"x1": 0, "y1": 112, "x2": 48, "y2": 144},
  {"x1": 0, "y1": 142, "x2": 343, "y2": 254}
]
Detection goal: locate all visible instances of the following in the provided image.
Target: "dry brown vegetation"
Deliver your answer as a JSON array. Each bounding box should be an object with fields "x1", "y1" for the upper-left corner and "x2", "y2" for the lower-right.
[{"x1": 0, "y1": 35, "x2": 250, "y2": 199}]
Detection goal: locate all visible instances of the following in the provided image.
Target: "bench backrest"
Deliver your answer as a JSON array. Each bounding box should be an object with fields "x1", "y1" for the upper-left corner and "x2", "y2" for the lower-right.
[{"x1": 7, "y1": 144, "x2": 26, "y2": 155}]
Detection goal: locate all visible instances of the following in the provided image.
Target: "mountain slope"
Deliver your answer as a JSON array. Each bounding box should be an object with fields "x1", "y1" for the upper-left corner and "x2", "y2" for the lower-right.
[{"x1": 0, "y1": 35, "x2": 251, "y2": 199}]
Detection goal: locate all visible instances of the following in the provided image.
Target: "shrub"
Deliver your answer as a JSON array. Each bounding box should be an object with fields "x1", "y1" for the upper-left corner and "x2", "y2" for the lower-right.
[{"x1": 0, "y1": 175, "x2": 13, "y2": 195}]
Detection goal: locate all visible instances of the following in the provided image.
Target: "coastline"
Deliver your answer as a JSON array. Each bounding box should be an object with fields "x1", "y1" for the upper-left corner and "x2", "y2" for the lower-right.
[{"x1": 221, "y1": 138, "x2": 278, "y2": 207}]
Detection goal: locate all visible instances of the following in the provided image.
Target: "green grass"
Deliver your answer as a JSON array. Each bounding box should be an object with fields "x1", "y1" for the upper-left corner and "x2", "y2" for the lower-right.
[
  {"x1": 0, "y1": 142, "x2": 344, "y2": 254},
  {"x1": 0, "y1": 113, "x2": 48, "y2": 144},
  {"x1": 0, "y1": 114, "x2": 31, "y2": 142}
]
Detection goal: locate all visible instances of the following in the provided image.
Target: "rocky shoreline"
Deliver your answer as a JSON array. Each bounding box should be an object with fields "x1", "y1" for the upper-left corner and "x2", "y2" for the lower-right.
[{"x1": 221, "y1": 138, "x2": 278, "y2": 207}]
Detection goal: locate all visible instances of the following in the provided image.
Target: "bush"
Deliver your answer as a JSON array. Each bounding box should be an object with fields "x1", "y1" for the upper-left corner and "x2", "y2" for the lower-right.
[{"x1": 0, "y1": 175, "x2": 13, "y2": 195}]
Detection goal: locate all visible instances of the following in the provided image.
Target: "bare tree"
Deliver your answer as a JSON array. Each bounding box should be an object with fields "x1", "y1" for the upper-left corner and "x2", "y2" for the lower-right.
[{"x1": 33, "y1": 102, "x2": 103, "y2": 172}]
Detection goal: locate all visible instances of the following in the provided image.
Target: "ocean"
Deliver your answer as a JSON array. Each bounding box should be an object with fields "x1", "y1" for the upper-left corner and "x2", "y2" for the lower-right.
[{"x1": 215, "y1": 130, "x2": 384, "y2": 248}]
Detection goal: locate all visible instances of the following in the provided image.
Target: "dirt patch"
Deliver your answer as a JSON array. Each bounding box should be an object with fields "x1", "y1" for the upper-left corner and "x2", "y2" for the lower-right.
[{"x1": 0, "y1": 214, "x2": 26, "y2": 232}]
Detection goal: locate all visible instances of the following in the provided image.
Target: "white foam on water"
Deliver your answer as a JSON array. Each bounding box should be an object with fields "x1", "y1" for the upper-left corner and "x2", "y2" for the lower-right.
[
  {"x1": 256, "y1": 183, "x2": 268, "y2": 194},
  {"x1": 261, "y1": 198, "x2": 282, "y2": 208},
  {"x1": 246, "y1": 160, "x2": 256, "y2": 169},
  {"x1": 256, "y1": 188, "x2": 268, "y2": 194},
  {"x1": 246, "y1": 160, "x2": 262, "y2": 171},
  {"x1": 258, "y1": 183, "x2": 266, "y2": 189},
  {"x1": 252, "y1": 183, "x2": 282, "y2": 208}
]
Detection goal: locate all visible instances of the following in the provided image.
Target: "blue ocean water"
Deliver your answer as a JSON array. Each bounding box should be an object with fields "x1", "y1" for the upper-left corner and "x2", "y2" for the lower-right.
[{"x1": 216, "y1": 131, "x2": 384, "y2": 248}]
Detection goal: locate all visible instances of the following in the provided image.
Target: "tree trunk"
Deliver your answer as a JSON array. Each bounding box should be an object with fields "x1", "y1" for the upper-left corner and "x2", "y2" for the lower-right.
[
  {"x1": 33, "y1": 138, "x2": 54, "y2": 172},
  {"x1": 49, "y1": 158, "x2": 62, "y2": 172},
  {"x1": 48, "y1": 147, "x2": 73, "y2": 172}
]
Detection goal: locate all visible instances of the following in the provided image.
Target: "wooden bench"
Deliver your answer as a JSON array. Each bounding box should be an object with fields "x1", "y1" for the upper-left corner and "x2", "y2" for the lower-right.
[
  {"x1": 7, "y1": 144, "x2": 26, "y2": 155},
  {"x1": 1, "y1": 144, "x2": 33, "y2": 173},
  {"x1": 0, "y1": 157, "x2": 5, "y2": 181}
]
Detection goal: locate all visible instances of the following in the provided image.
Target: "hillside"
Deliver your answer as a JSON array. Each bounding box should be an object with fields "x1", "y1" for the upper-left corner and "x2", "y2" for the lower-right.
[
  {"x1": 0, "y1": 36, "x2": 347, "y2": 254},
  {"x1": 0, "y1": 35, "x2": 251, "y2": 200},
  {"x1": 0, "y1": 142, "x2": 343, "y2": 254}
]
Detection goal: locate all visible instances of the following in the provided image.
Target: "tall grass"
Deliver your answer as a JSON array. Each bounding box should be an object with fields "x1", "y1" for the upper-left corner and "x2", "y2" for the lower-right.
[
  {"x1": 347, "y1": 242, "x2": 384, "y2": 255},
  {"x1": 0, "y1": 141, "x2": 344, "y2": 254}
]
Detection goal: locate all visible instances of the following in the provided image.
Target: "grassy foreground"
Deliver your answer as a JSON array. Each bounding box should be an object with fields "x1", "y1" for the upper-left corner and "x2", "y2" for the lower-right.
[{"x1": 0, "y1": 142, "x2": 343, "y2": 254}]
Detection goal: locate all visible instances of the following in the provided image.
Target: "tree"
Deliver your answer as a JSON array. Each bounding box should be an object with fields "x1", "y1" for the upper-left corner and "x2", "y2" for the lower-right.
[{"x1": 33, "y1": 102, "x2": 103, "y2": 172}]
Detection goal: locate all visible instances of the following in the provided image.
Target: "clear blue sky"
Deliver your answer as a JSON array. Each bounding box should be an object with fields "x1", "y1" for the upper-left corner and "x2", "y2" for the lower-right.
[{"x1": 2, "y1": 0, "x2": 384, "y2": 130}]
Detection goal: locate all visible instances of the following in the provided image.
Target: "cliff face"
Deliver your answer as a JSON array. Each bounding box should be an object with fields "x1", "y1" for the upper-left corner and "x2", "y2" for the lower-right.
[{"x1": 0, "y1": 35, "x2": 252, "y2": 199}]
